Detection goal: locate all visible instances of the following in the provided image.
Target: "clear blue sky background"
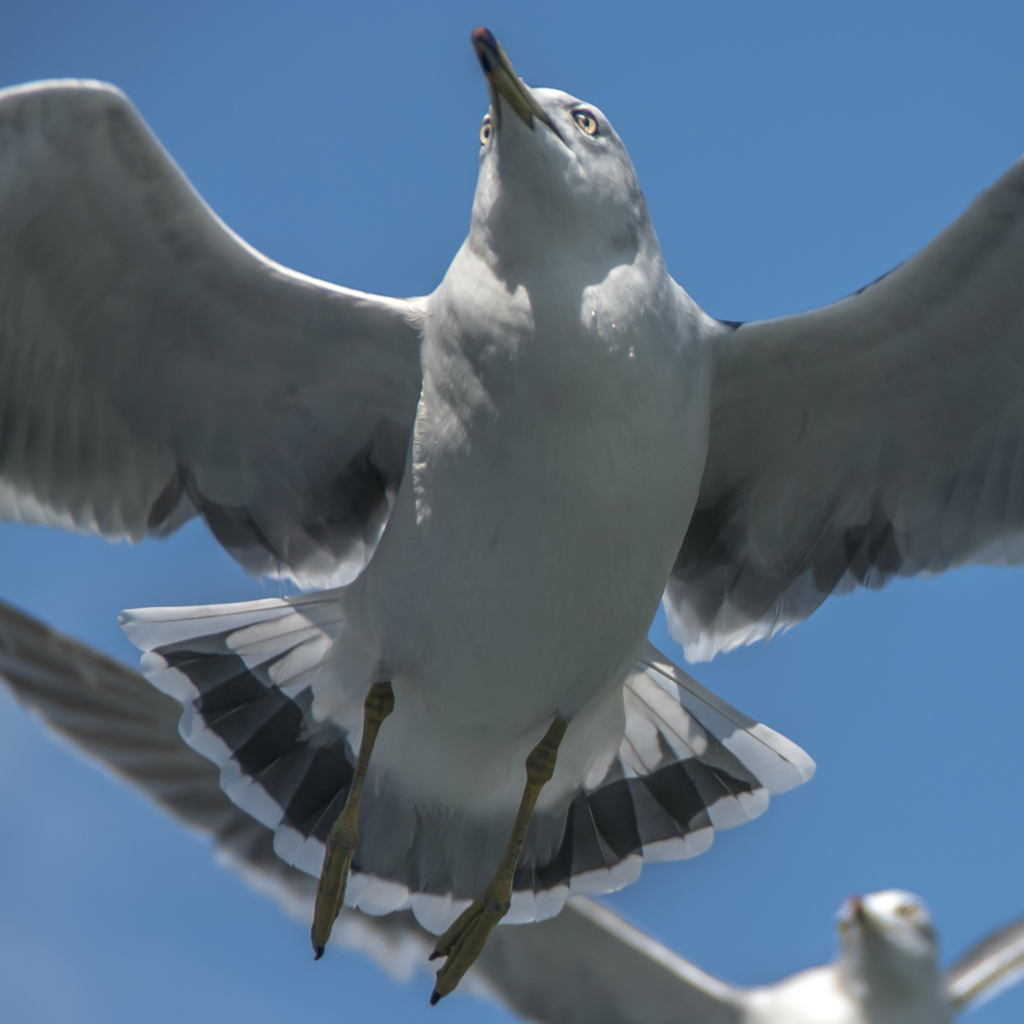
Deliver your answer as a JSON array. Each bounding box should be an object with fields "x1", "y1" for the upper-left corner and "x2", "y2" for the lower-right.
[{"x1": 1, "y1": 2, "x2": 1023, "y2": 1022}]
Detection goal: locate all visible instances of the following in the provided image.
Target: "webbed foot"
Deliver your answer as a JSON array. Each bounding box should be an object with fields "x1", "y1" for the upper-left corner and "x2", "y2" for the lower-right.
[
  {"x1": 427, "y1": 715, "x2": 567, "y2": 1003},
  {"x1": 429, "y1": 891, "x2": 509, "y2": 1004}
]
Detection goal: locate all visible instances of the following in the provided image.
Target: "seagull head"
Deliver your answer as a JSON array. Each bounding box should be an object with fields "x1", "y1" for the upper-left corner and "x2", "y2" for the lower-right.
[
  {"x1": 467, "y1": 28, "x2": 655, "y2": 274},
  {"x1": 836, "y1": 890, "x2": 948, "y2": 1015}
]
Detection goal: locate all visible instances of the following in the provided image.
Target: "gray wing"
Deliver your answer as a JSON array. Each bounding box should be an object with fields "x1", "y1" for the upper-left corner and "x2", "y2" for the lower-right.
[
  {"x1": 944, "y1": 913, "x2": 1024, "y2": 1012},
  {"x1": 480, "y1": 896, "x2": 745, "y2": 1024},
  {"x1": 0, "y1": 80, "x2": 425, "y2": 585},
  {"x1": 0, "y1": 596, "x2": 745, "y2": 1021},
  {"x1": 0, "y1": 594, "x2": 231, "y2": 832},
  {"x1": 667, "y1": 152, "x2": 1024, "y2": 660}
]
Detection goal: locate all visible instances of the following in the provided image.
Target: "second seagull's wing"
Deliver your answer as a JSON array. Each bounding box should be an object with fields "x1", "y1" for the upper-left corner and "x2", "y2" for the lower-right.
[
  {"x1": 0, "y1": 80, "x2": 425, "y2": 586},
  {"x1": 944, "y1": 913, "x2": 1024, "y2": 1012},
  {"x1": 667, "y1": 152, "x2": 1024, "y2": 660},
  {"x1": 478, "y1": 896, "x2": 745, "y2": 1024}
]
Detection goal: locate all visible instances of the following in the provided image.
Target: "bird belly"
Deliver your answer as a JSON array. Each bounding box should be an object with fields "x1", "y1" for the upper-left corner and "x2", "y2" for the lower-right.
[
  {"x1": 407, "y1": 431, "x2": 693, "y2": 730},
  {"x1": 351, "y1": 334, "x2": 708, "y2": 743}
]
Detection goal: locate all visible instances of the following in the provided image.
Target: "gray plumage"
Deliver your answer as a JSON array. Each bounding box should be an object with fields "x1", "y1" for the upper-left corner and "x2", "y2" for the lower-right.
[
  {"x1": 669, "y1": 155, "x2": 1024, "y2": 659},
  {"x1": 0, "y1": 80, "x2": 423, "y2": 585}
]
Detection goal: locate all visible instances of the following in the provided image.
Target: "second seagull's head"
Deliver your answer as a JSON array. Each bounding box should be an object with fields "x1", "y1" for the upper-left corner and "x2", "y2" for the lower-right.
[
  {"x1": 836, "y1": 890, "x2": 949, "y2": 1018},
  {"x1": 468, "y1": 28, "x2": 654, "y2": 274}
]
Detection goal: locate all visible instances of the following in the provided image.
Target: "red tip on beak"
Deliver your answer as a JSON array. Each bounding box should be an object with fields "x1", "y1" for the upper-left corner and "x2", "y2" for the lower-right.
[
  {"x1": 471, "y1": 26, "x2": 495, "y2": 49},
  {"x1": 468, "y1": 27, "x2": 560, "y2": 137},
  {"x1": 471, "y1": 27, "x2": 499, "y2": 76}
]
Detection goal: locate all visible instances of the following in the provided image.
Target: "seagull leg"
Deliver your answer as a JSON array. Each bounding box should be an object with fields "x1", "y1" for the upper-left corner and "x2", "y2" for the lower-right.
[
  {"x1": 310, "y1": 680, "x2": 395, "y2": 959},
  {"x1": 429, "y1": 714, "x2": 568, "y2": 1004}
]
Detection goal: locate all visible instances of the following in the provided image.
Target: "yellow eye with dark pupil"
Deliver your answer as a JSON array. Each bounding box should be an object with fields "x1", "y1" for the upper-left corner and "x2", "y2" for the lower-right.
[
  {"x1": 480, "y1": 118, "x2": 492, "y2": 145},
  {"x1": 572, "y1": 109, "x2": 598, "y2": 135}
]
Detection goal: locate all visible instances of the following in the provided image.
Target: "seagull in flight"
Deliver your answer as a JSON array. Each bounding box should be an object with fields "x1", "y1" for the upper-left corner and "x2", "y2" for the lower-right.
[
  {"x1": 2, "y1": 598, "x2": 1021, "y2": 1024},
  {"x1": 476, "y1": 889, "x2": 1024, "y2": 1024},
  {"x1": 1, "y1": 25, "x2": 1023, "y2": 998}
]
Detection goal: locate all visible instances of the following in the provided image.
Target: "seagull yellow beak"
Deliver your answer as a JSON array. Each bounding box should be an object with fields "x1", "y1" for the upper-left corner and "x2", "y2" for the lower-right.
[{"x1": 471, "y1": 27, "x2": 558, "y2": 135}]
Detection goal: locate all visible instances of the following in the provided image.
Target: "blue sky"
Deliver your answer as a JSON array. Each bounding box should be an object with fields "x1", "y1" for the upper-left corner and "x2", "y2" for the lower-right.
[{"x1": 2, "y1": 2, "x2": 1024, "y2": 1021}]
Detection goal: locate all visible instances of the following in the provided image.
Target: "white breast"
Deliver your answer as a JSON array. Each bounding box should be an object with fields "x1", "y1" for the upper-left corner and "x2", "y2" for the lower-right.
[{"x1": 351, "y1": 242, "x2": 709, "y2": 742}]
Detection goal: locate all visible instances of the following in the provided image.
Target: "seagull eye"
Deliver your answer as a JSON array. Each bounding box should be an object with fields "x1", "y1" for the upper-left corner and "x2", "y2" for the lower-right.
[
  {"x1": 480, "y1": 116, "x2": 492, "y2": 145},
  {"x1": 896, "y1": 903, "x2": 919, "y2": 919},
  {"x1": 572, "y1": 108, "x2": 598, "y2": 136}
]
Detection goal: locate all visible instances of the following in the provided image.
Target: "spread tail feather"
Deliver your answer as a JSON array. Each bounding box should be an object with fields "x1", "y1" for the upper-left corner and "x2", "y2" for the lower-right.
[{"x1": 121, "y1": 597, "x2": 813, "y2": 934}]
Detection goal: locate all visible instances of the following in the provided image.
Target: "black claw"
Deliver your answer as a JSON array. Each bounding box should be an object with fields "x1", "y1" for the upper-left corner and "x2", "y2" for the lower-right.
[
  {"x1": 428, "y1": 951, "x2": 442, "y2": 961},
  {"x1": 313, "y1": 945, "x2": 325, "y2": 961},
  {"x1": 429, "y1": 990, "x2": 441, "y2": 1006}
]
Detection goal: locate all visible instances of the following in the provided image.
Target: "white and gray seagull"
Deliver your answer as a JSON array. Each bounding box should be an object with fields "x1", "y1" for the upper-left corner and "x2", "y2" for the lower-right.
[
  {"x1": 1, "y1": 25, "x2": 1023, "y2": 999},
  {"x1": 2, "y1": 598, "x2": 1022, "y2": 1024},
  {"x1": 472, "y1": 888, "x2": 1024, "y2": 1024}
]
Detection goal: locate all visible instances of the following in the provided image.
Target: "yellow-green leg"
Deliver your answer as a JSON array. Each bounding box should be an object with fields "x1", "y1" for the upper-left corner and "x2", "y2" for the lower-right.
[
  {"x1": 311, "y1": 680, "x2": 395, "y2": 959},
  {"x1": 429, "y1": 715, "x2": 568, "y2": 1004}
]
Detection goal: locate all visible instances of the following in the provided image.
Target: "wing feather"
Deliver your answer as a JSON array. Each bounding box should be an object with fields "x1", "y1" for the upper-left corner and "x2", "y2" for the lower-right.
[
  {"x1": 479, "y1": 896, "x2": 744, "y2": 1024},
  {"x1": 945, "y1": 913, "x2": 1024, "y2": 1011},
  {"x1": 0, "y1": 80, "x2": 425, "y2": 584},
  {"x1": 668, "y1": 152, "x2": 1024, "y2": 659}
]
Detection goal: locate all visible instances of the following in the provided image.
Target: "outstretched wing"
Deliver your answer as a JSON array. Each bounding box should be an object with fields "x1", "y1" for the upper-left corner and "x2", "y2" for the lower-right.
[
  {"x1": 0, "y1": 80, "x2": 424, "y2": 585},
  {"x1": 0, "y1": 597, "x2": 746, "y2": 1022},
  {"x1": 481, "y1": 896, "x2": 744, "y2": 1024},
  {"x1": 0, "y1": 595, "x2": 231, "y2": 832},
  {"x1": 667, "y1": 152, "x2": 1024, "y2": 660},
  {"x1": 944, "y1": 912, "x2": 1024, "y2": 1012}
]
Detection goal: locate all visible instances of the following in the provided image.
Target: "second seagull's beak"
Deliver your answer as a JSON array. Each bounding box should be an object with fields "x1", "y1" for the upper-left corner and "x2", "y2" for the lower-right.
[{"x1": 471, "y1": 27, "x2": 559, "y2": 137}]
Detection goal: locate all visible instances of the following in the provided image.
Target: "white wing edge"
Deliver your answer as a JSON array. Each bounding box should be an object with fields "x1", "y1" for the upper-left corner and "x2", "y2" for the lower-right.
[
  {"x1": 0, "y1": 79, "x2": 427, "y2": 327},
  {"x1": 641, "y1": 640, "x2": 816, "y2": 794},
  {"x1": 945, "y1": 913, "x2": 1024, "y2": 1011}
]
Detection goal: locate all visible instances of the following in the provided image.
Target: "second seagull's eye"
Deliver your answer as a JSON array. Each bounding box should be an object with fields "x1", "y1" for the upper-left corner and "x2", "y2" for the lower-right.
[
  {"x1": 572, "y1": 108, "x2": 598, "y2": 136},
  {"x1": 480, "y1": 116, "x2": 492, "y2": 145}
]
